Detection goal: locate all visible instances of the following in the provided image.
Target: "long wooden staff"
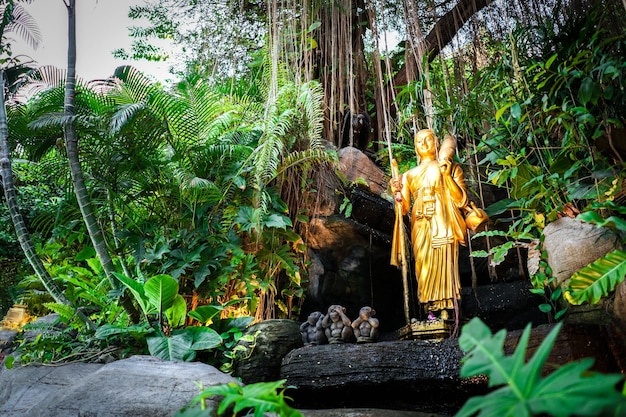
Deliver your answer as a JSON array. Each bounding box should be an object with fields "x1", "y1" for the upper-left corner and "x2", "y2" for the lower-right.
[
  {"x1": 366, "y1": 0, "x2": 411, "y2": 326},
  {"x1": 389, "y1": 156, "x2": 411, "y2": 326}
]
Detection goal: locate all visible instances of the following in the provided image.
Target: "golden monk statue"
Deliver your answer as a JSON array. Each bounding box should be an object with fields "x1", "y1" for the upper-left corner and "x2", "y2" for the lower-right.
[{"x1": 390, "y1": 129, "x2": 487, "y2": 315}]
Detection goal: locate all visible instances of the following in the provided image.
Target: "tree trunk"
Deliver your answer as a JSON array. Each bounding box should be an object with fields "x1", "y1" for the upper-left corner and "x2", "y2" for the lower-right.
[
  {"x1": 62, "y1": 0, "x2": 139, "y2": 323},
  {"x1": 394, "y1": 0, "x2": 496, "y2": 87},
  {"x1": 0, "y1": 70, "x2": 93, "y2": 329}
]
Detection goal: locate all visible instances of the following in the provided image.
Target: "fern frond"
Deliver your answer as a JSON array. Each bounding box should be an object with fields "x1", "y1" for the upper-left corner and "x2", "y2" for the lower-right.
[
  {"x1": 276, "y1": 148, "x2": 336, "y2": 177},
  {"x1": 43, "y1": 302, "x2": 77, "y2": 323},
  {"x1": 297, "y1": 81, "x2": 325, "y2": 146}
]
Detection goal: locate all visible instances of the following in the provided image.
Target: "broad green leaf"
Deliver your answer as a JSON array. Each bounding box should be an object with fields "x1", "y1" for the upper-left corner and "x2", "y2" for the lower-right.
[
  {"x1": 456, "y1": 388, "x2": 528, "y2": 417},
  {"x1": 456, "y1": 318, "x2": 626, "y2": 417},
  {"x1": 484, "y1": 198, "x2": 516, "y2": 216},
  {"x1": 564, "y1": 250, "x2": 626, "y2": 305},
  {"x1": 113, "y1": 272, "x2": 150, "y2": 315},
  {"x1": 539, "y1": 303, "x2": 552, "y2": 313},
  {"x1": 211, "y1": 315, "x2": 254, "y2": 334},
  {"x1": 511, "y1": 102, "x2": 522, "y2": 119},
  {"x1": 188, "y1": 304, "x2": 224, "y2": 323},
  {"x1": 264, "y1": 213, "x2": 292, "y2": 229},
  {"x1": 511, "y1": 164, "x2": 542, "y2": 199},
  {"x1": 165, "y1": 294, "x2": 187, "y2": 328},
  {"x1": 529, "y1": 359, "x2": 626, "y2": 416},
  {"x1": 192, "y1": 380, "x2": 302, "y2": 417},
  {"x1": 307, "y1": 21, "x2": 321, "y2": 32},
  {"x1": 554, "y1": 308, "x2": 568, "y2": 321},
  {"x1": 95, "y1": 323, "x2": 154, "y2": 340},
  {"x1": 549, "y1": 154, "x2": 575, "y2": 175},
  {"x1": 518, "y1": 323, "x2": 562, "y2": 395},
  {"x1": 144, "y1": 274, "x2": 179, "y2": 313},
  {"x1": 186, "y1": 326, "x2": 222, "y2": 351},
  {"x1": 495, "y1": 102, "x2": 512, "y2": 122},
  {"x1": 3, "y1": 355, "x2": 15, "y2": 369},
  {"x1": 544, "y1": 53, "x2": 558, "y2": 69},
  {"x1": 75, "y1": 246, "x2": 96, "y2": 261},
  {"x1": 578, "y1": 77, "x2": 595, "y2": 106},
  {"x1": 147, "y1": 331, "x2": 195, "y2": 361},
  {"x1": 577, "y1": 212, "x2": 626, "y2": 233},
  {"x1": 236, "y1": 206, "x2": 260, "y2": 233},
  {"x1": 459, "y1": 318, "x2": 511, "y2": 386}
]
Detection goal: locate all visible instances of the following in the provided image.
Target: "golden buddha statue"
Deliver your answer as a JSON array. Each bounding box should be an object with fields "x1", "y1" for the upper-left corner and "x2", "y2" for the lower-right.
[{"x1": 391, "y1": 129, "x2": 487, "y2": 314}]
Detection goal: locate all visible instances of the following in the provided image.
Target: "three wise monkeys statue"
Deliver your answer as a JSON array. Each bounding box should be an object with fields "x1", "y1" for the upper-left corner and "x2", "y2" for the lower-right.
[{"x1": 341, "y1": 110, "x2": 371, "y2": 152}]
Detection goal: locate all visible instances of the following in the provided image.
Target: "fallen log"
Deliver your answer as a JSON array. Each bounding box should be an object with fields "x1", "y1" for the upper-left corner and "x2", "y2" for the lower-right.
[
  {"x1": 280, "y1": 323, "x2": 623, "y2": 414},
  {"x1": 280, "y1": 338, "x2": 485, "y2": 414}
]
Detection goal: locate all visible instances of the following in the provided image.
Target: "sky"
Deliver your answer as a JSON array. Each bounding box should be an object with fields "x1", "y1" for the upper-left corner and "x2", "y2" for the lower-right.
[{"x1": 11, "y1": 0, "x2": 172, "y2": 82}]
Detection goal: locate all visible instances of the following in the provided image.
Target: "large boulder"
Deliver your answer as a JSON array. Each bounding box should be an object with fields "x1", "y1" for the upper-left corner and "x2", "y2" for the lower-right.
[
  {"x1": 0, "y1": 355, "x2": 238, "y2": 417},
  {"x1": 338, "y1": 146, "x2": 388, "y2": 196},
  {"x1": 233, "y1": 319, "x2": 303, "y2": 384},
  {"x1": 542, "y1": 217, "x2": 621, "y2": 287}
]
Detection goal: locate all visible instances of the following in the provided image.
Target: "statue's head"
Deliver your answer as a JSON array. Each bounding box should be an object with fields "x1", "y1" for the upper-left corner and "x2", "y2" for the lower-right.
[
  {"x1": 359, "y1": 306, "x2": 376, "y2": 318},
  {"x1": 414, "y1": 129, "x2": 438, "y2": 158},
  {"x1": 307, "y1": 311, "x2": 323, "y2": 324},
  {"x1": 327, "y1": 304, "x2": 345, "y2": 319}
]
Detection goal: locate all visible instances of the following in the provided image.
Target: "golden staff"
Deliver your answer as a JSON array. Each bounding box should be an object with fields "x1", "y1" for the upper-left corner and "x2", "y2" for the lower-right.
[{"x1": 389, "y1": 156, "x2": 411, "y2": 326}]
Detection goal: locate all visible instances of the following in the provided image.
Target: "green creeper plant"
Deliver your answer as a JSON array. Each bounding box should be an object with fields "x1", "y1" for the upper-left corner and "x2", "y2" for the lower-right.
[
  {"x1": 175, "y1": 379, "x2": 303, "y2": 417},
  {"x1": 456, "y1": 317, "x2": 626, "y2": 417},
  {"x1": 183, "y1": 299, "x2": 255, "y2": 372},
  {"x1": 463, "y1": 9, "x2": 626, "y2": 277},
  {"x1": 528, "y1": 249, "x2": 568, "y2": 322}
]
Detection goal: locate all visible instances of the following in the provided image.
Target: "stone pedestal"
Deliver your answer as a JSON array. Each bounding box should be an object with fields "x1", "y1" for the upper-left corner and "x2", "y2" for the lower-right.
[{"x1": 396, "y1": 320, "x2": 452, "y2": 340}]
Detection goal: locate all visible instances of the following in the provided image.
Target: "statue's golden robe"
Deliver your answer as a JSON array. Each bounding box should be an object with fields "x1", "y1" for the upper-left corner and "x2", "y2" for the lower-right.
[{"x1": 395, "y1": 159, "x2": 468, "y2": 311}]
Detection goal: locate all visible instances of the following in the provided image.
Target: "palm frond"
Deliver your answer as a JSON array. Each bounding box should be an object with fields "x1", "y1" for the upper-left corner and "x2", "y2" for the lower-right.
[
  {"x1": 254, "y1": 125, "x2": 285, "y2": 187},
  {"x1": 2, "y1": 2, "x2": 40, "y2": 50},
  {"x1": 27, "y1": 111, "x2": 73, "y2": 130},
  {"x1": 13, "y1": 66, "x2": 77, "y2": 101},
  {"x1": 109, "y1": 102, "x2": 147, "y2": 134},
  {"x1": 111, "y1": 66, "x2": 160, "y2": 100}
]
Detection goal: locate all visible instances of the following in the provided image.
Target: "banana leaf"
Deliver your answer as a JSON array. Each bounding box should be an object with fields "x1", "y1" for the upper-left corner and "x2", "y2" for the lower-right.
[{"x1": 564, "y1": 249, "x2": 626, "y2": 305}]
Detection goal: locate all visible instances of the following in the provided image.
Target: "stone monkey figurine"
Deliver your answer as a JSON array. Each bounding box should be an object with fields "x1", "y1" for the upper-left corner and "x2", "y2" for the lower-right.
[
  {"x1": 300, "y1": 311, "x2": 326, "y2": 346},
  {"x1": 352, "y1": 306, "x2": 380, "y2": 343},
  {"x1": 321, "y1": 304, "x2": 353, "y2": 344}
]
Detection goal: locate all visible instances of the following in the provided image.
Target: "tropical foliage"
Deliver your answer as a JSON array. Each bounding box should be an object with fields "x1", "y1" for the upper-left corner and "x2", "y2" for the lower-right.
[
  {"x1": 175, "y1": 379, "x2": 302, "y2": 417},
  {"x1": 1, "y1": 0, "x2": 624, "y2": 400},
  {"x1": 457, "y1": 317, "x2": 626, "y2": 417}
]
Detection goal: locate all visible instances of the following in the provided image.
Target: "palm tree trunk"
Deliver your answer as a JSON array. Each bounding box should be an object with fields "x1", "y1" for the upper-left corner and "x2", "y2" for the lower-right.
[
  {"x1": 63, "y1": 1, "x2": 139, "y2": 323},
  {"x1": 0, "y1": 69, "x2": 93, "y2": 329}
]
